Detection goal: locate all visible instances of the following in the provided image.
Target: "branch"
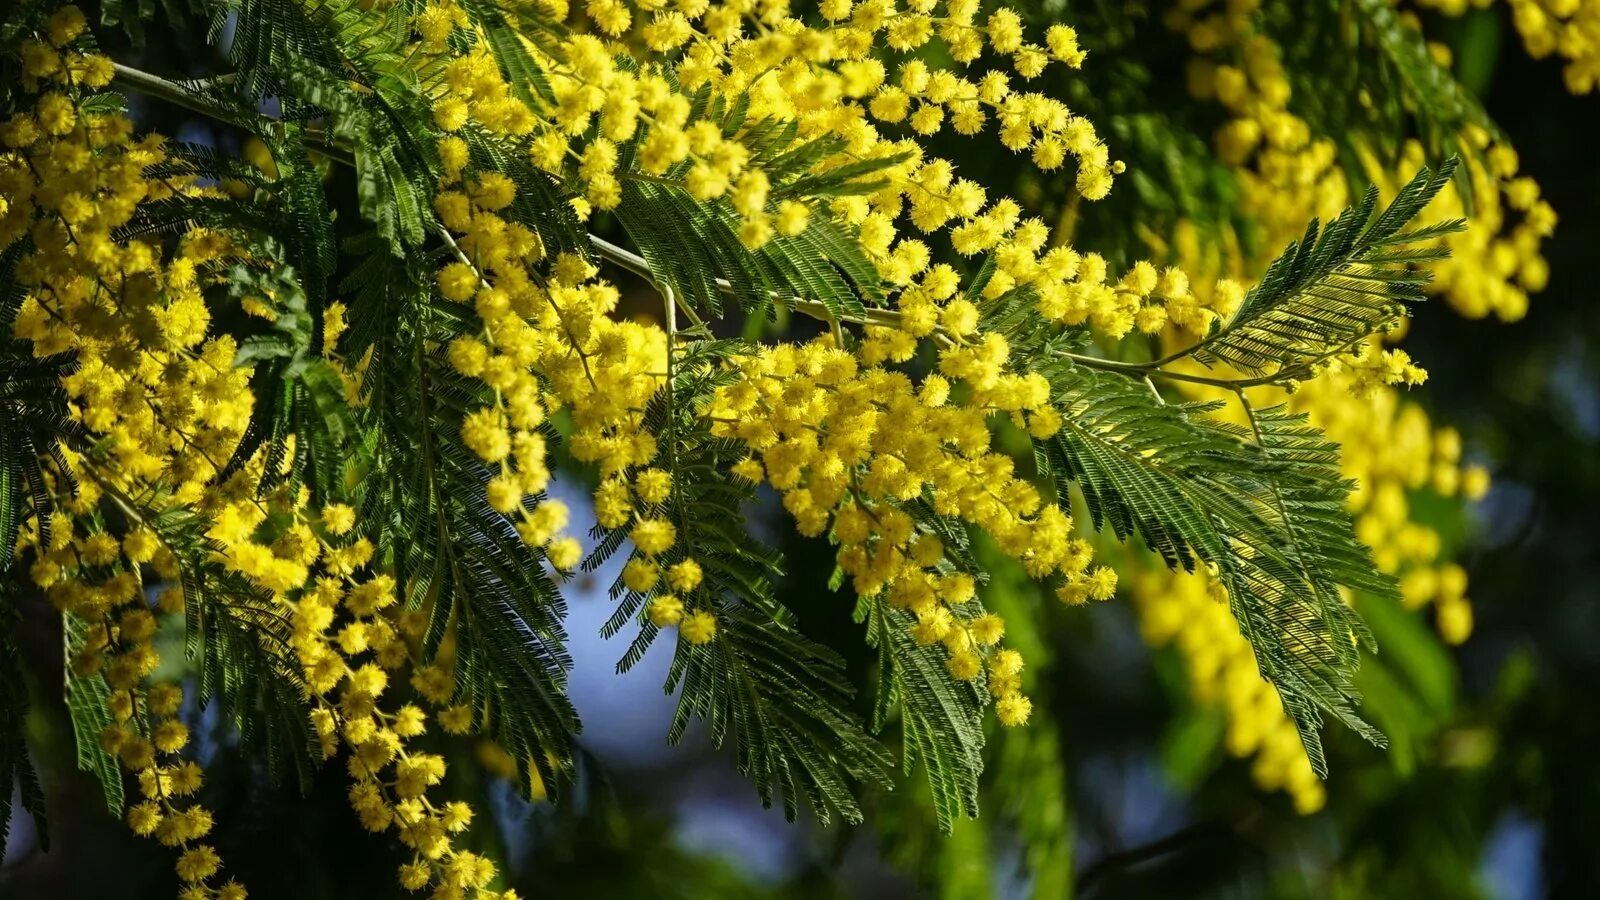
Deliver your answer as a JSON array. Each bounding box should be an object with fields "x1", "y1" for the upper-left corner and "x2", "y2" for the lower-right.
[
  {"x1": 1076, "y1": 813, "x2": 1263, "y2": 897},
  {"x1": 107, "y1": 63, "x2": 1272, "y2": 391}
]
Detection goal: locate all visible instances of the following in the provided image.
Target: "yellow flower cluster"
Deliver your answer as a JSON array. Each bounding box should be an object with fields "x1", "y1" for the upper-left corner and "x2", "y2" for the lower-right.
[
  {"x1": 417, "y1": 0, "x2": 1119, "y2": 261},
  {"x1": 437, "y1": 142, "x2": 676, "y2": 575},
  {"x1": 270, "y1": 503, "x2": 517, "y2": 899},
  {"x1": 1366, "y1": 137, "x2": 1554, "y2": 322},
  {"x1": 191, "y1": 437, "x2": 530, "y2": 900},
  {"x1": 5, "y1": 16, "x2": 520, "y2": 895},
  {"x1": 27, "y1": 505, "x2": 242, "y2": 897},
  {"x1": 4, "y1": 86, "x2": 251, "y2": 499},
  {"x1": 5, "y1": 7, "x2": 1149, "y2": 882},
  {"x1": 703, "y1": 333, "x2": 1115, "y2": 725},
  {"x1": 1132, "y1": 341, "x2": 1485, "y2": 810},
  {"x1": 437, "y1": 108, "x2": 749, "y2": 654},
  {"x1": 1288, "y1": 375, "x2": 1485, "y2": 644},
  {"x1": 4, "y1": 16, "x2": 253, "y2": 893},
  {"x1": 404, "y1": 0, "x2": 1149, "y2": 697},
  {"x1": 193, "y1": 442, "x2": 525, "y2": 900},
  {"x1": 1415, "y1": 0, "x2": 1600, "y2": 94},
  {"x1": 1174, "y1": 0, "x2": 1556, "y2": 325}
]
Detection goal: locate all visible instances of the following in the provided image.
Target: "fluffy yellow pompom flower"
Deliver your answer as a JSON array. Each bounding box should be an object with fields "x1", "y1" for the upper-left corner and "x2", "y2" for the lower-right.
[
  {"x1": 175, "y1": 846, "x2": 221, "y2": 882},
  {"x1": 399, "y1": 863, "x2": 431, "y2": 891},
  {"x1": 633, "y1": 468, "x2": 672, "y2": 504},
  {"x1": 439, "y1": 705, "x2": 474, "y2": 734},
  {"x1": 321, "y1": 504, "x2": 356, "y2": 536},
  {"x1": 946, "y1": 651, "x2": 981, "y2": 681},
  {"x1": 776, "y1": 201, "x2": 810, "y2": 237},
  {"x1": 990, "y1": 649, "x2": 1024, "y2": 678},
  {"x1": 648, "y1": 594, "x2": 684, "y2": 626},
  {"x1": 630, "y1": 518, "x2": 676, "y2": 557},
  {"x1": 461, "y1": 410, "x2": 511, "y2": 462},
  {"x1": 623, "y1": 559, "x2": 659, "y2": 592},
  {"x1": 45, "y1": 5, "x2": 87, "y2": 45},
  {"x1": 680, "y1": 610, "x2": 717, "y2": 645},
  {"x1": 128, "y1": 802, "x2": 163, "y2": 836},
  {"x1": 122, "y1": 528, "x2": 160, "y2": 565},
  {"x1": 667, "y1": 559, "x2": 703, "y2": 592},
  {"x1": 436, "y1": 262, "x2": 478, "y2": 302},
  {"x1": 547, "y1": 536, "x2": 581, "y2": 571},
  {"x1": 970, "y1": 614, "x2": 1006, "y2": 646},
  {"x1": 486, "y1": 475, "x2": 523, "y2": 514},
  {"x1": 995, "y1": 693, "x2": 1032, "y2": 726},
  {"x1": 470, "y1": 172, "x2": 517, "y2": 211}
]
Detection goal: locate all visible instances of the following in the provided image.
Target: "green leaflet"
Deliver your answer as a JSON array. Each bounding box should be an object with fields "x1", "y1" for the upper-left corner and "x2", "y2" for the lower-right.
[
  {"x1": 215, "y1": 0, "x2": 414, "y2": 100},
  {"x1": 665, "y1": 605, "x2": 894, "y2": 826},
  {"x1": 1036, "y1": 365, "x2": 1388, "y2": 771},
  {"x1": 460, "y1": 0, "x2": 559, "y2": 107},
  {"x1": 101, "y1": 0, "x2": 206, "y2": 46},
  {"x1": 858, "y1": 595, "x2": 986, "y2": 832},
  {"x1": 357, "y1": 252, "x2": 579, "y2": 798},
  {"x1": 589, "y1": 160, "x2": 1462, "y2": 820},
  {"x1": 213, "y1": 0, "x2": 440, "y2": 255},
  {"x1": 772, "y1": 150, "x2": 913, "y2": 200},
  {"x1": 614, "y1": 177, "x2": 879, "y2": 326},
  {"x1": 64, "y1": 617, "x2": 126, "y2": 816},
  {"x1": 223, "y1": 256, "x2": 361, "y2": 503},
  {"x1": 1163, "y1": 159, "x2": 1463, "y2": 377},
  {"x1": 1038, "y1": 364, "x2": 1390, "y2": 773}
]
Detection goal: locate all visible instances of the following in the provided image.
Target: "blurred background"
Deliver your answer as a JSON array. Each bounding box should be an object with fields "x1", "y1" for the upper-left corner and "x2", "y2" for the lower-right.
[{"x1": 4, "y1": 1, "x2": 1598, "y2": 898}]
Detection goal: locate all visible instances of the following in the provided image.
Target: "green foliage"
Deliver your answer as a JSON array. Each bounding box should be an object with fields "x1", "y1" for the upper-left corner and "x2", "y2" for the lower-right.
[
  {"x1": 1002, "y1": 162, "x2": 1466, "y2": 771},
  {"x1": 1163, "y1": 160, "x2": 1462, "y2": 377},
  {"x1": 354, "y1": 247, "x2": 580, "y2": 797},
  {"x1": 861, "y1": 538, "x2": 1075, "y2": 895},
  {"x1": 0, "y1": 0, "x2": 1504, "y2": 884},
  {"x1": 1033, "y1": 362, "x2": 1385, "y2": 772},
  {"x1": 1270, "y1": 0, "x2": 1500, "y2": 184},
  {"x1": 214, "y1": 0, "x2": 441, "y2": 253},
  {"x1": 858, "y1": 595, "x2": 986, "y2": 831},
  {"x1": 99, "y1": 0, "x2": 204, "y2": 47},
  {"x1": 63, "y1": 616, "x2": 125, "y2": 816},
  {"x1": 667, "y1": 605, "x2": 893, "y2": 824}
]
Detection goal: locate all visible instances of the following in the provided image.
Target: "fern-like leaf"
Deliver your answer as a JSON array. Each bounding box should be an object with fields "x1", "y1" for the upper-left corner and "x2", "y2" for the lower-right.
[
  {"x1": 1163, "y1": 159, "x2": 1463, "y2": 377},
  {"x1": 357, "y1": 250, "x2": 579, "y2": 797},
  {"x1": 64, "y1": 616, "x2": 126, "y2": 815},
  {"x1": 858, "y1": 595, "x2": 986, "y2": 831},
  {"x1": 1041, "y1": 365, "x2": 1391, "y2": 772},
  {"x1": 666, "y1": 605, "x2": 894, "y2": 825}
]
